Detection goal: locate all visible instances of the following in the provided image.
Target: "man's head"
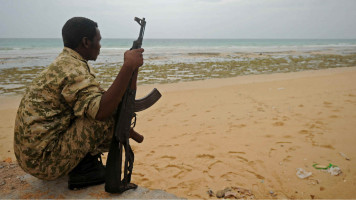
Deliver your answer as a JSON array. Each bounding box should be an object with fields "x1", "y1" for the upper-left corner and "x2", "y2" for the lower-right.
[{"x1": 62, "y1": 17, "x2": 101, "y2": 61}]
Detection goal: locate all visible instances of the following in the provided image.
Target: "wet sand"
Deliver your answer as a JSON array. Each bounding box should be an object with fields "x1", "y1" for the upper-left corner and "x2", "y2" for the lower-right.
[{"x1": 1, "y1": 67, "x2": 356, "y2": 199}]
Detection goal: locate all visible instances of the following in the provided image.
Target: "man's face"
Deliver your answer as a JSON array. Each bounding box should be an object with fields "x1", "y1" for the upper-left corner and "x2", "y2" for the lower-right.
[{"x1": 88, "y1": 28, "x2": 101, "y2": 61}]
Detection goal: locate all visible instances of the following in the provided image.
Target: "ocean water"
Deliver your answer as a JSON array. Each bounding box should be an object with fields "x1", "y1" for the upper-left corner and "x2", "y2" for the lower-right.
[
  {"x1": 1, "y1": 38, "x2": 356, "y2": 68},
  {"x1": 1, "y1": 38, "x2": 356, "y2": 94}
]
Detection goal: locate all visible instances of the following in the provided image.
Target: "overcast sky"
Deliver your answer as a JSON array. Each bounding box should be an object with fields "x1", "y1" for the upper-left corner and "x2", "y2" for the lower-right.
[{"x1": 0, "y1": 0, "x2": 355, "y2": 39}]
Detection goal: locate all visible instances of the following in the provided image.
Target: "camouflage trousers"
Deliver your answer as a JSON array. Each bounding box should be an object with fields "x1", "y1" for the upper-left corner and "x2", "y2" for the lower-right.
[{"x1": 18, "y1": 116, "x2": 114, "y2": 180}]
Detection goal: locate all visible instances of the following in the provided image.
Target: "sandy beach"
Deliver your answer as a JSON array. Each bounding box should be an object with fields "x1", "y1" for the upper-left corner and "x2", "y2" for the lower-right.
[{"x1": 1, "y1": 67, "x2": 356, "y2": 199}]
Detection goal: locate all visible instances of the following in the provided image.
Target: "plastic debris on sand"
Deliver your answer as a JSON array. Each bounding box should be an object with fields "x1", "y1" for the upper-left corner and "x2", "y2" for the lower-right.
[
  {"x1": 327, "y1": 166, "x2": 342, "y2": 176},
  {"x1": 339, "y1": 152, "x2": 350, "y2": 160},
  {"x1": 296, "y1": 168, "x2": 312, "y2": 179}
]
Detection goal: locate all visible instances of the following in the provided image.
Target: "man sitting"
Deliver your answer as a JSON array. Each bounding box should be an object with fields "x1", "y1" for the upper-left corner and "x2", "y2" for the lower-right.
[{"x1": 13, "y1": 17, "x2": 144, "y2": 189}]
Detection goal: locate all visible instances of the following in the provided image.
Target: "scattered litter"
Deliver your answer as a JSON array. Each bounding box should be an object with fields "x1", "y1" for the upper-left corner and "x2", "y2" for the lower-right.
[
  {"x1": 213, "y1": 186, "x2": 255, "y2": 199},
  {"x1": 260, "y1": 180, "x2": 264, "y2": 183},
  {"x1": 296, "y1": 168, "x2": 312, "y2": 179},
  {"x1": 277, "y1": 87, "x2": 285, "y2": 90},
  {"x1": 207, "y1": 189, "x2": 214, "y2": 197},
  {"x1": 3, "y1": 158, "x2": 12, "y2": 163},
  {"x1": 327, "y1": 166, "x2": 342, "y2": 176},
  {"x1": 216, "y1": 189, "x2": 225, "y2": 198},
  {"x1": 225, "y1": 191, "x2": 238, "y2": 199},
  {"x1": 269, "y1": 190, "x2": 277, "y2": 197},
  {"x1": 312, "y1": 164, "x2": 330, "y2": 170},
  {"x1": 232, "y1": 187, "x2": 255, "y2": 199},
  {"x1": 0, "y1": 165, "x2": 4, "y2": 169},
  {"x1": 308, "y1": 179, "x2": 319, "y2": 185},
  {"x1": 313, "y1": 163, "x2": 342, "y2": 176},
  {"x1": 339, "y1": 152, "x2": 350, "y2": 160}
]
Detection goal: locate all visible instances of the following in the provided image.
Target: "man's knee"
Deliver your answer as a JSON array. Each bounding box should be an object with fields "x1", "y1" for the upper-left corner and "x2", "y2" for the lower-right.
[{"x1": 65, "y1": 116, "x2": 114, "y2": 156}]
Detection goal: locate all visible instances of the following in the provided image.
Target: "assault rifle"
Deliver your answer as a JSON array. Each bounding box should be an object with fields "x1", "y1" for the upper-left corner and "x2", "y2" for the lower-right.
[{"x1": 105, "y1": 17, "x2": 162, "y2": 193}]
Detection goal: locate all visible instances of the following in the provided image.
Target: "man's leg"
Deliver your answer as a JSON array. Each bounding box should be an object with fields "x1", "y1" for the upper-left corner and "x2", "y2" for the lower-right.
[{"x1": 38, "y1": 116, "x2": 114, "y2": 180}]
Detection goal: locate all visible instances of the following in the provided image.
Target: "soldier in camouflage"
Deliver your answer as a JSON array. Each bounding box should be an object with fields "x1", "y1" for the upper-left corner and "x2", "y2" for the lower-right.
[{"x1": 13, "y1": 17, "x2": 144, "y2": 189}]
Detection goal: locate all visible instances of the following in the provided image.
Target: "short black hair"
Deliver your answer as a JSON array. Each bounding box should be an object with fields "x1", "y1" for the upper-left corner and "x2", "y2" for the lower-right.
[{"x1": 62, "y1": 17, "x2": 98, "y2": 49}]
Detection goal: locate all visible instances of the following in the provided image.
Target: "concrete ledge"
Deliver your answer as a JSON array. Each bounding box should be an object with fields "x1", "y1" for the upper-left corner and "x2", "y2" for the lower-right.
[{"x1": 0, "y1": 161, "x2": 184, "y2": 199}]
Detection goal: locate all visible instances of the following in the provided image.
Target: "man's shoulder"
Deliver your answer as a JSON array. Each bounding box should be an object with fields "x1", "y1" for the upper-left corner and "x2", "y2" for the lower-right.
[
  {"x1": 48, "y1": 52, "x2": 88, "y2": 77},
  {"x1": 54, "y1": 51, "x2": 87, "y2": 69}
]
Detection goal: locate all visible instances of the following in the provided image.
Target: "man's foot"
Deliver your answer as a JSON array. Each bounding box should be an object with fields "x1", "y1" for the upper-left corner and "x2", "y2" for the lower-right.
[
  {"x1": 68, "y1": 153, "x2": 105, "y2": 190},
  {"x1": 105, "y1": 182, "x2": 138, "y2": 193}
]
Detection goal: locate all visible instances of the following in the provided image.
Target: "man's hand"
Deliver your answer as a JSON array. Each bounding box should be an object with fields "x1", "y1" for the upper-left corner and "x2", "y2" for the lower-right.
[
  {"x1": 95, "y1": 48, "x2": 144, "y2": 121},
  {"x1": 123, "y1": 48, "x2": 144, "y2": 71}
]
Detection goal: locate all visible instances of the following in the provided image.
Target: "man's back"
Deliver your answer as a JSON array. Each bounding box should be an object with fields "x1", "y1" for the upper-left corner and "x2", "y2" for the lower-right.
[{"x1": 14, "y1": 47, "x2": 103, "y2": 179}]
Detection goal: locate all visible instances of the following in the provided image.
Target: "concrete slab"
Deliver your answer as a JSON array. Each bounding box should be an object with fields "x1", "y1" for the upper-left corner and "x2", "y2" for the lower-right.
[{"x1": 0, "y1": 161, "x2": 184, "y2": 199}]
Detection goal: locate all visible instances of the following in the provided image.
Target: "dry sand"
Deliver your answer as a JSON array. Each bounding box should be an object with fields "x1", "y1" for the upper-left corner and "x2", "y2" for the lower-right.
[{"x1": 1, "y1": 67, "x2": 356, "y2": 199}]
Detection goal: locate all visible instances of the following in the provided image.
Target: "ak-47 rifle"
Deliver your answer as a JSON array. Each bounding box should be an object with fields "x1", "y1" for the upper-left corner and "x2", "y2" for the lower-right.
[{"x1": 105, "y1": 17, "x2": 162, "y2": 193}]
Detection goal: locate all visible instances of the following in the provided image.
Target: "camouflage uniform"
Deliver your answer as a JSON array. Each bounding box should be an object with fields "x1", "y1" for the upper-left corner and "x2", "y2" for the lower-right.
[{"x1": 14, "y1": 47, "x2": 114, "y2": 180}]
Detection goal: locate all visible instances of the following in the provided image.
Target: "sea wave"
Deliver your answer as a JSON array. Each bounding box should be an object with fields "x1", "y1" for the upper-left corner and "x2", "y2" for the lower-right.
[
  {"x1": 0, "y1": 47, "x2": 24, "y2": 51},
  {"x1": 1, "y1": 39, "x2": 356, "y2": 69}
]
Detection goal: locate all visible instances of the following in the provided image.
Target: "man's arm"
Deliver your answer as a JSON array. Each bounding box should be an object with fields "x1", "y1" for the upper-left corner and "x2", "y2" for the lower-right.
[{"x1": 95, "y1": 48, "x2": 143, "y2": 121}]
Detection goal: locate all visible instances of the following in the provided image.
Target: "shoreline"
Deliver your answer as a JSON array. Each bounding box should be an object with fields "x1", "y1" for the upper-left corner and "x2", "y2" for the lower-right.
[
  {"x1": 1, "y1": 66, "x2": 356, "y2": 199},
  {"x1": 1, "y1": 51, "x2": 356, "y2": 95},
  {"x1": 135, "y1": 66, "x2": 356, "y2": 95}
]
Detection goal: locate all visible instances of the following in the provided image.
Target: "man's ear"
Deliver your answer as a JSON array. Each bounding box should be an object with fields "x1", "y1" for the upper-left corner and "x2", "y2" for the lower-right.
[{"x1": 82, "y1": 37, "x2": 90, "y2": 49}]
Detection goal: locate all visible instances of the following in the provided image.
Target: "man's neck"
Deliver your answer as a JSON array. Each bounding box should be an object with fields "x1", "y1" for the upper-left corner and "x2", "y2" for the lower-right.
[{"x1": 74, "y1": 47, "x2": 89, "y2": 61}]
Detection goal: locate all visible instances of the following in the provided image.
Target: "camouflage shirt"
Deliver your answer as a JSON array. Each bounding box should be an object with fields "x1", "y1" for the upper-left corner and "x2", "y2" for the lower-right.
[{"x1": 14, "y1": 47, "x2": 103, "y2": 169}]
